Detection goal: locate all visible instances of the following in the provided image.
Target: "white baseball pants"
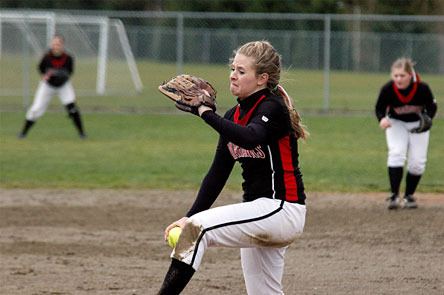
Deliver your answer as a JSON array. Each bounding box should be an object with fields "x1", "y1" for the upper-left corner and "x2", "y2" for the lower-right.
[
  {"x1": 26, "y1": 81, "x2": 75, "y2": 121},
  {"x1": 171, "y1": 197, "x2": 306, "y2": 295},
  {"x1": 386, "y1": 118, "x2": 430, "y2": 175}
]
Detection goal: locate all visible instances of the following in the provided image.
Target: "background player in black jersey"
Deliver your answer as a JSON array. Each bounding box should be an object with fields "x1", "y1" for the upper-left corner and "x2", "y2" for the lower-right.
[
  {"x1": 375, "y1": 57, "x2": 438, "y2": 210},
  {"x1": 158, "y1": 41, "x2": 308, "y2": 295},
  {"x1": 18, "y1": 35, "x2": 86, "y2": 139}
]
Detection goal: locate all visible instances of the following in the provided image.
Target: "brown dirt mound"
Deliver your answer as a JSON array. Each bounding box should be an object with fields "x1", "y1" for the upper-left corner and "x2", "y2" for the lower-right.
[{"x1": 1, "y1": 189, "x2": 443, "y2": 294}]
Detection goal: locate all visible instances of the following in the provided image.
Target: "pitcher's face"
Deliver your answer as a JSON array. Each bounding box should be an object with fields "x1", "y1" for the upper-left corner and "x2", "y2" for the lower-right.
[{"x1": 230, "y1": 54, "x2": 267, "y2": 99}]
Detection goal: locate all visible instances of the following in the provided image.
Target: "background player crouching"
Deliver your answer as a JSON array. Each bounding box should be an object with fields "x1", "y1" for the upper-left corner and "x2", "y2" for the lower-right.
[
  {"x1": 375, "y1": 58, "x2": 438, "y2": 210},
  {"x1": 18, "y1": 35, "x2": 86, "y2": 139}
]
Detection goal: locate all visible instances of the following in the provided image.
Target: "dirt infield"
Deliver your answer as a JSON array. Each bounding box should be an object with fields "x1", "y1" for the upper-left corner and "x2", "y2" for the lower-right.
[{"x1": 1, "y1": 189, "x2": 443, "y2": 295}]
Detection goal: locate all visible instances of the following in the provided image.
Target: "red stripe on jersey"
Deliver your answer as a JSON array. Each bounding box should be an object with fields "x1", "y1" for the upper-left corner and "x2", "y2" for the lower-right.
[
  {"x1": 51, "y1": 53, "x2": 68, "y2": 69},
  {"x1": 392, "y1": 73, "x2": 420, "y2": 104},
  {"x1": 278, "y1": 135, "x2": 298, "y2": 202},
  {"x1": 234, "y1": 95, "x2": 266, "y2": 126}
]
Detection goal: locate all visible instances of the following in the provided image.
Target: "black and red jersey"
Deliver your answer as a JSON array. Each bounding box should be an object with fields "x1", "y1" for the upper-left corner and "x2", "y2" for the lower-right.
[
  {"x1": 38, "y1": 50, "x2": 74, "y2": 87},
  {"x1": 375, "y1": 78, "x2": 437, "y2": 122},
  {"x1": 186, "y1": 88, "x2": 306, "y2": 217}
]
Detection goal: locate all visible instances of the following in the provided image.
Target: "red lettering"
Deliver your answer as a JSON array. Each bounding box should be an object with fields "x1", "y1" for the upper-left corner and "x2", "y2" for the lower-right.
[{"x1": 227, "y1": 143, "x2": 266, "y2": 160}]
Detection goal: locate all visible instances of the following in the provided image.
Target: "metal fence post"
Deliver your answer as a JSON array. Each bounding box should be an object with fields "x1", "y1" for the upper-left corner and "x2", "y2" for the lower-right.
[
  {"x1": 323, "y1": 14, "x2": 331, "y2": 112},
  {"x1": 176, "y1": 13, "x2": 184, "y2": 75}
]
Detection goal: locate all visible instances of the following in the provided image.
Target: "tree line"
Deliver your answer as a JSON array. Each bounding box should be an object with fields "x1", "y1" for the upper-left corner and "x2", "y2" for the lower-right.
[{"x1": 1, "y1": 0, "x2": 443, "y2": 15}]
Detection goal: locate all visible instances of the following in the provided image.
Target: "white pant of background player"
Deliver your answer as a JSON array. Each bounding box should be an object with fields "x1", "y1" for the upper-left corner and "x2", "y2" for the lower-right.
[
  {"x1": 386, "y1": 118, "x2": 430, "y2": 175},
  {"x1": 171, "y1": 197, "x2": 306, "y2": 295},
  {"x1": 26, "y1": 80, "x2": 75, "y2": 121}
]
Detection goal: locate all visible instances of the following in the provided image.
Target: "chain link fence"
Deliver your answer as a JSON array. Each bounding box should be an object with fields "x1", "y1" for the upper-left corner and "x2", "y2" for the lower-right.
[
  {"x1": 120, "y1": 12, "x2": 444, "y2": 73},
  {"x1": 1, "y1": 10, "x2": 443, "y2": 114}
]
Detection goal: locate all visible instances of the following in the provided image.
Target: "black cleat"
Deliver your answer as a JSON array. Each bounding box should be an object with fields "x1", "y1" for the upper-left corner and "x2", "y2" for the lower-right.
[
  {"x1": 387, "y1": 194, "x2": 400, "y2": 210},
  {"x1": 403, "y1": 195, "x2": 418, "y2": 209}
]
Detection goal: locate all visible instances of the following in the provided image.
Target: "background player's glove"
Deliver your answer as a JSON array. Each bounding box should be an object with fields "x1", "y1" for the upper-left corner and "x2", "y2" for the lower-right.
[
  {"x1": 158, "y1": 74, "x2": 216, "y2": 115},
  {"x1": 410, "y1": 112, "x2": 432, "y2": 133},
  {"x1": 48, "y1": 69, "x2": 70, "y2": 87},
  {"x1": 51, "y1": 69, "x2": 69, "y2": 80}
]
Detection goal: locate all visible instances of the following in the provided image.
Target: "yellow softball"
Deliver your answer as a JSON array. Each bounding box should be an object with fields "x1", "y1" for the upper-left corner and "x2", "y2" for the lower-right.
[{"x1": 167, "y1": 227, "x2": 182, "y2": 248}]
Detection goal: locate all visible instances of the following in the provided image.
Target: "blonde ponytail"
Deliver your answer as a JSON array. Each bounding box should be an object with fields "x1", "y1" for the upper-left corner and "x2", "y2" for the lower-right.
[
  {"x1": 234, "y1": 41, "x2": 308, "y2": 140},
  {"x1": 276, "y1": 85, "x2": 309, "y2": 140}
]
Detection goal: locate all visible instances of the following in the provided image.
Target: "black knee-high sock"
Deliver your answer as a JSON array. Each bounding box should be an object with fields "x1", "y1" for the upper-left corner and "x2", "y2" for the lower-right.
[
  {"x1": 405, "y1": 172, "x2": 422, "y2": 196},
  {"x1": 19, "y1": 120, "x2": 35, "y2": 137},
  {"x1": 158, "y1": 259, "x2": 195, "y2": 295},
  {"x1": 65, "y1": 103, "x2": 85, "y2": 136},
  {"x1": 388, "y1": 167, "x2": 403, "y2": 195}
]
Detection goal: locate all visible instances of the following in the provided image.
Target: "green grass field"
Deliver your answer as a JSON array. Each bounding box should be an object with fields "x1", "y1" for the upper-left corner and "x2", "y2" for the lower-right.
[
  {"x1": 1, "y1": 112, "x2": 442, "y2": 192},
  {"x1": 1, "y1": 63, "x2": 443, "y2": 192},
  {"x1": 2, "y1": 60, "x2": 444, "y2": 113}
]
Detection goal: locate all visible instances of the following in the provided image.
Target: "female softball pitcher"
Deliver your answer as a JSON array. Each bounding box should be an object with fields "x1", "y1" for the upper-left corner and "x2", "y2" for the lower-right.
[
  {"x1": 158, "y1": 41, "x2": 308, "y2": 294},
  {"x1": 375, "y1": 58, "x2": 437, "y2": 210},
  {"x1": 18, "y1": 35, "x2": 86, "y2": 139}
]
